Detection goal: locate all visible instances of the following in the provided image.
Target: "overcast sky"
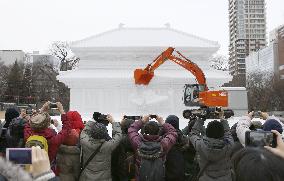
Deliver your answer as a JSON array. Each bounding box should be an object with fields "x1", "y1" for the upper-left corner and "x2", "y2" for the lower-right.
[{"x1": 0, "y1": 0, "x2": 283, "y2": 56}]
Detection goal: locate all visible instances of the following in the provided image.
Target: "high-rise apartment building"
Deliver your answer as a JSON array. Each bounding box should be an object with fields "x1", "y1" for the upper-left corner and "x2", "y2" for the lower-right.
[{"x1": 229, "y1": 0, "x2": 267, "y2": 76}]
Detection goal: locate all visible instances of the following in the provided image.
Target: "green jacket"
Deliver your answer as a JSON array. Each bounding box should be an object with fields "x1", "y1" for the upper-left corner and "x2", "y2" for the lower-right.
[{"x1": 79, "y1": 121, "x2": 122, "y2": 181}]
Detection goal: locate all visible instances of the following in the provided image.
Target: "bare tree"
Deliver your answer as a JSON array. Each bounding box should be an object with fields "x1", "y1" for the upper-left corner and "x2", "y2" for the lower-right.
[
  {"x1": 32, "y1": 56, "x2": 70, "y2": 109},
  {"x1": 0, "y1": 61, "x2": 10, "y2": 102},
  {"x1": 247, "y1": 73, "x2": 284, "y2": 111},
  {"x1": 50, "y1": 41, "x2": 79, "y2": 71},
  {"x1": 209, "y1": 54, "x2": 229, "y2": 71}
]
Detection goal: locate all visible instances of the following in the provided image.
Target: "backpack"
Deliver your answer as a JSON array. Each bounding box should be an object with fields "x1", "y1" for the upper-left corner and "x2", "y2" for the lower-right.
[
  {"x1": 138, "y1": 141, "x2": 165, "y2": 181},
  {"x1": 25, "y1": 135, "x2": 48, "y2": 153}
]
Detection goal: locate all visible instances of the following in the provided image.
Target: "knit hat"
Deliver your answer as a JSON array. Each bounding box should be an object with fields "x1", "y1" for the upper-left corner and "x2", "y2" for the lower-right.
[
  {"x1": 206, "y1": 120, "x2": 224, "y2": 139},
  {"x1": 67, "y1": 111, "x2": 85, "y2": 130},
  {"x1": 250, "y1": 121, "x2": 263, "y2": 130},
  {"x1": 121, "y1": 118, "x2": 135, "y2": 134},
  {"x1": 30, "y1": 112, "x2": 51, "y2": 131},
  {"x1": 144, "y1": 121, "x2": 159, "y2": 135},
  {"x1": 3, "y1": 108, "x2": 19, "y2": 128},
  {"x1": 263, "y1": 119, "x2": 283, "y2": 134},
  {"x1": 86, "y1": 122, "x2": 110, "y2": 140},
  {"x1": 165, "y1": 115, "x2": 179, "y2": 129}
]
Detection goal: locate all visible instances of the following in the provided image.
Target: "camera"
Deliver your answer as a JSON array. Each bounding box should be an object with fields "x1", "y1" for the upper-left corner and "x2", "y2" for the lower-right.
[
  {"x1": 183, "y1": 107, "x2": 234, "y2": 119},
  {"x1": 252, "y1": 111, "x2": 262, "y2": 118},
  {"x1": 150, "y1": 115, "x2": 157, "y2": 119},
  {"x1": 26, "y1": 109, "x2": 33, "y2": 115},
  {"x1": 123, "y1": 115, "x2": 142, "y2": 120},
  {"x1": 245, "y1": 130, "x2": 277, "y2": 148},
  {"x1": 49, "y1": 102, "x2": 57, "y2": 109},
  {"x1": 93, "y1": 112, "x2": 109, "y2": 126},
  {"x1": 6, "y1": 148, "x2": 32, "y2": 165}
]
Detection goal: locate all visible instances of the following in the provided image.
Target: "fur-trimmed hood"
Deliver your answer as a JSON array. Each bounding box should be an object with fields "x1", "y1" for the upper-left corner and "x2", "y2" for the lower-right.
[{"x1": 0, "y1": 157, "x2": 31, "y2": 181}]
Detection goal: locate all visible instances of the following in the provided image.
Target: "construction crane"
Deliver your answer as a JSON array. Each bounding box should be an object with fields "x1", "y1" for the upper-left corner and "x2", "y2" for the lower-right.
[{"x1": 134, "y1": 47, "x2": 228, "y2": 107}]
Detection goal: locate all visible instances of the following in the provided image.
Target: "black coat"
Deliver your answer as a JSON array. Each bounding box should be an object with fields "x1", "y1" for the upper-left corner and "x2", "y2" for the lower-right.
[{"x1": 165, "y1": 130, "x2": 187, "y2": 181}]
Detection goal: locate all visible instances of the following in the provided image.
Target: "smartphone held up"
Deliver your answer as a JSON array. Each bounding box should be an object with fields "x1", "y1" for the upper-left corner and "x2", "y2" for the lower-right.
[
  {"x1": 6, "y1": 148, "x2": 32, "y2": 165},
  {"x1": 245, "y1": 130, "x2": 277, "y2": 148}
]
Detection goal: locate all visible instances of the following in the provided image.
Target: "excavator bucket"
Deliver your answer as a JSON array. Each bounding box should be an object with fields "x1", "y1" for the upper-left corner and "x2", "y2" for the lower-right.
[{"x1": 134, "y1": 69, "x2": 154, "y2": 85}]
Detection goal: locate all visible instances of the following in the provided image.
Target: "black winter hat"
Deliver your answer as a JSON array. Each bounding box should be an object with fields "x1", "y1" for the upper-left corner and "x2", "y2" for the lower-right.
[
  {"x1": 206, "y1": 120, "x2": 224, "y2": 139},
  {"x1": 93, "y1": 112, "x2": 101, "y2": 121},
  {"x1": 144, "y1": 121, "x2": 159, "y2": 135},
  {"x1": 121, "y1": 119, "x2": 135, "y2": 134},
  {"x1": 165, "y1": 115, "x2": 179, "y2": 130},
  {"x1": 3, "y1": 108, "x2": 20, "y2": 128},
  {"x1": 263, "y1": 119, "x2": 283, "y2": 134}
]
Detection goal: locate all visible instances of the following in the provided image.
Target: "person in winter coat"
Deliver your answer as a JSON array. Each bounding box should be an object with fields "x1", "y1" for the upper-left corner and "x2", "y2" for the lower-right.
[
  {"x1": 128, "y1": 115, "x2": 177, "y2": 181},
  {"x1": 182, "y1": 118, "x2": 201, "y2": 180},
  {"x1": 230, "y1": 120, "x2": 263, "y2": 156},
  {"x1": 111, "y1": 118, "x2": 135, "y2": 181},
  {"x1": 79, "y1": 114, "x2": 122, "y2": 181},
  {"x1": 0, "y1": 108, "x2": 20, "y2": 155},
  {"x1": 0, "y1": 146, "x2": 58, "y2": 181},
  {"x1": 2, "y1": 108, "x2": 20, "y2": 128},
  {"x1": 163, "y1": 115, "x2": 187, "y2": 181},
  {"x1": 57, "y1": 111, "x2": 85, "y2": 181},
  {"x1": 5, "y1": 109, "x2": 29, "y2": 149},
  {"x1": 24, "y1": 101, "x2": 71, "y2": 173},
  {"x1": 189, "y1": 114, "x2": 234, "y2": 181},
  {"x1": 231, "y1": 146, "x2": 284, "y2": 181},
  {"x1": 236, "y1": 111, "x2": 283, "y2": 147}
]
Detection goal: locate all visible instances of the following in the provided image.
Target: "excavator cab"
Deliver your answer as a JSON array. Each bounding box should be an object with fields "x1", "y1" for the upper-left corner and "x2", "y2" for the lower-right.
[
  {"x1": 183, "y1": 84, "x2": 228, "y2": 107},
  {"x1": 183, "y1": 84, "x2": 206, "y2": 106}
]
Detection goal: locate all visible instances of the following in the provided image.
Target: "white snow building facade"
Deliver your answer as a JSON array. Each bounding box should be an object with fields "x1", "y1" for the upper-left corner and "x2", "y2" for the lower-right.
[{"x1": 57, "y1": 25, "x2": 232, "y2": 119}]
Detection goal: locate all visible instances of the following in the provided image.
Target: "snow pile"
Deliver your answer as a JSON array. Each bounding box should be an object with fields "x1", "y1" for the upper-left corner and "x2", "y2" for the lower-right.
[{"x1": 130, "y1": 86, "x2": 168, "y2": 106}]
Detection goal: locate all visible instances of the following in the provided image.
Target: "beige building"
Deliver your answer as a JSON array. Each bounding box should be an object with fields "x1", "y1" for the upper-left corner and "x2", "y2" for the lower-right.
[
  {"x1": 0, "y1": 50, "x2": 25, "y2": 65},
  {"x1": 246, "y1": 25, "x2": 284, "y2": 80},
  {"x1": 229, "y1": 0, "x2": 267, "y2": 76}
]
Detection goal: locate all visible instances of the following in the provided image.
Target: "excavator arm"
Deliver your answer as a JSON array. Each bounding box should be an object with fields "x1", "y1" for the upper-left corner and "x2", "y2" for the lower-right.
[
  {"x1": 134, "y1": 47, "x2": 208, "y2": 90},
  {"x1": 134, "y1": 47, "x2": 228, "y2": 107}
]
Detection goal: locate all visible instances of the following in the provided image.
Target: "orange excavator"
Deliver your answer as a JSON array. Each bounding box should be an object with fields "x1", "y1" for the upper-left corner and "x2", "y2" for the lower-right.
[{"x1": 134, "y1": 47, "x2": 228, "y2": 107}]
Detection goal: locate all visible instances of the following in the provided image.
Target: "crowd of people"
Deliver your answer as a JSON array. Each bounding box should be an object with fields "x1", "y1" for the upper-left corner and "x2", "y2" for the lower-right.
[{"x1": 1, "y1": 101, "x2": 284, "y2": 181}]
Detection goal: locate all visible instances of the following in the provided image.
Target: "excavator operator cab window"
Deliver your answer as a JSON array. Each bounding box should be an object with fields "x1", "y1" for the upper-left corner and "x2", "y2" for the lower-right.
[{"x1": 183, "y1": 84, "x2": 205, "y2": 106}]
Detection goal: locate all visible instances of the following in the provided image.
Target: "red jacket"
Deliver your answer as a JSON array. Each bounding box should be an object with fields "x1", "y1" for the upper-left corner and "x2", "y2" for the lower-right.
[
  {"x1": 63, "y1": 111, "x2": 85, "y2": 146},
  {"x1": 24, "y1": 114, "x2": 71, "y2": 162}
]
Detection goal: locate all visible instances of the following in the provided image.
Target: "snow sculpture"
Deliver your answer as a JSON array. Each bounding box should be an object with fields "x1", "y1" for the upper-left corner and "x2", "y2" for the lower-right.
[{"x1": 57, "y1": 25, "x2": 232, "y2": 119}]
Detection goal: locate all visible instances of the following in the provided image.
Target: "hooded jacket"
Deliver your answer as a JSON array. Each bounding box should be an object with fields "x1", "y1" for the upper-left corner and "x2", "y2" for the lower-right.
[
  {"x1": 57, "y1": 111, "x2": 85, "y2": 181},
  {"x1": 79, "y1": 121, "x2": 122, "y2": 181},
  {"x1": 189, "y1": 119, "x2": 234, "y2": 181},
  {"x1": 57, "y1": 144, "x2": 80, "y2": 181},
  {"x1": 128, "y1": 120, "x2": 177, "y2": 181},
  {"x1": 64, "y1": 111, "x2": 85, "y2": 146},
  {"x1": 24, "y1": 114, "x2": 71, "y2": 163}
]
